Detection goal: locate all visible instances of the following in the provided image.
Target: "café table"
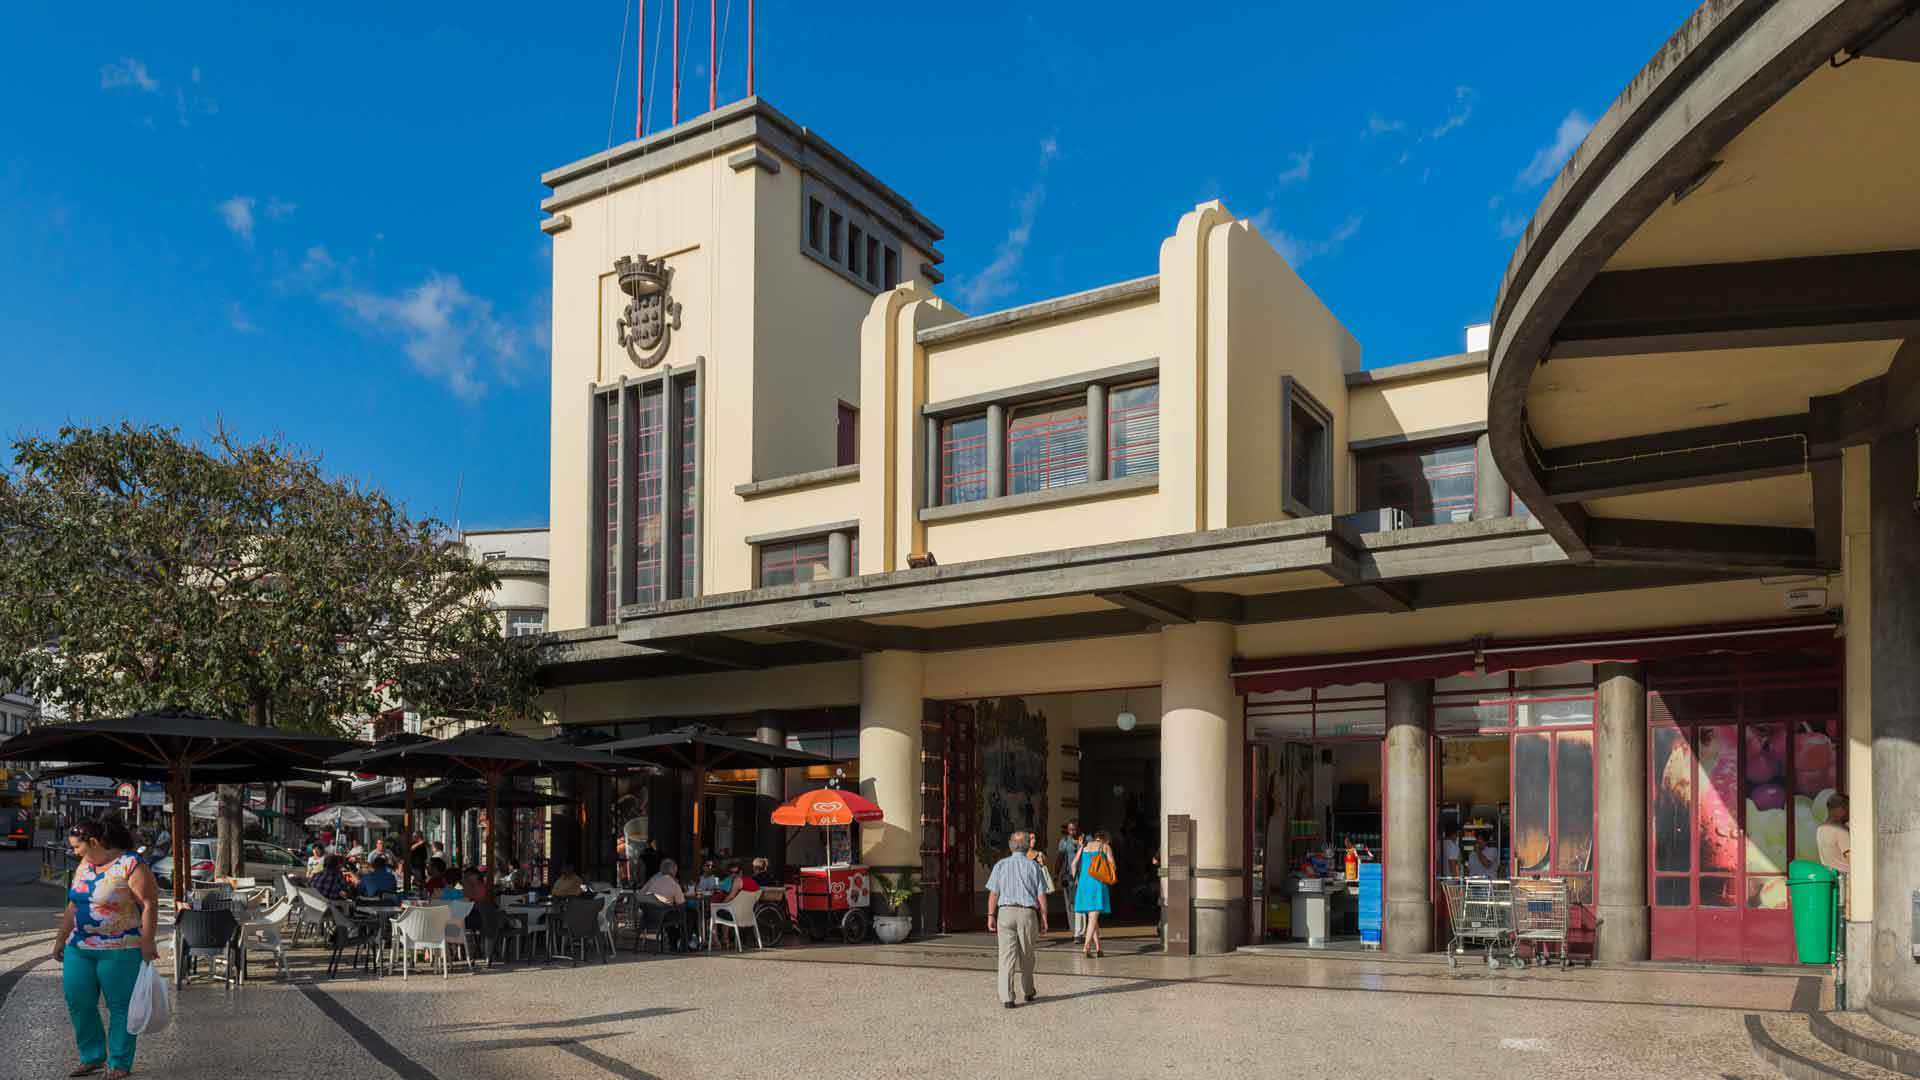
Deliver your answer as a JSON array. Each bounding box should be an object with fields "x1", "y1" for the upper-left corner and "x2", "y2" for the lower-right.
[{"x1": 501, "y1": 900, "x2": 554, "y2": 961}]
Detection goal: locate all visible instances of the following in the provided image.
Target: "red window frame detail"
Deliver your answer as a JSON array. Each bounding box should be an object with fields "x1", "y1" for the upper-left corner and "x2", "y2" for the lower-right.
[
  {"x1": 631, "y1": 386, "x2": 666, "y2": 604},
  {"x1": 602, "y1": 396, "x2": 620, "y2": 621},
  {"x1": 939, "y1": 414, "x2": 989, "y2": 505},
  {"x1": 1006, "y1": 397, "x2": 1088, "y2": 495},
  {"x1": 677, "y1": 379, "x2": 698, "y2": 598},
  {"x1": 758, "y1": 536, "x2": 832, "y2": 588}
]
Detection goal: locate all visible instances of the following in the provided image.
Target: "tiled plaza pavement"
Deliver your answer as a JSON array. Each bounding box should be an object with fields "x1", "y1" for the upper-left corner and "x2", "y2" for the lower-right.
[{"x1": 0, "y1": 905, "x2": 1808, "y2": 1080}]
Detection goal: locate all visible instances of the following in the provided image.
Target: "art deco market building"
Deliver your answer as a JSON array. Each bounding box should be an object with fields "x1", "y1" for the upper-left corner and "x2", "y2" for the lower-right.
[{"x1": 528, "y1": 0, "x2": 1920, "y2": 1021}]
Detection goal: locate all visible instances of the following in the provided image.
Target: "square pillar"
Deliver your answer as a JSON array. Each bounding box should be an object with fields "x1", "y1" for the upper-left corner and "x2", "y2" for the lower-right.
[
  {"x1": 859, "y1": 650, "x2": 924, "y2": 872},
  {"x1": 1384, "y1": 678, "x2": 1432, "y2": 953},
  {"x1": 755, "y1": 710, "x2": 787, "y2": 879},
  {"x1": 1595, "y1": 661, "x2": 1650, "y2": 962},
  {"x1": 1159, "y1": 620, "x2": 1243, "y2": 954},
  {"x1": 1869, "y1": 429, "x2": 1920, "y2": 1019}
]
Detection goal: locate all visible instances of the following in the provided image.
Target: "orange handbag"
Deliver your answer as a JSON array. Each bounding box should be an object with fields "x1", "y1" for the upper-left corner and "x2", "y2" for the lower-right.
[{"x1": 1086, "y1": 851, "x2": 1116, "y2": 886}]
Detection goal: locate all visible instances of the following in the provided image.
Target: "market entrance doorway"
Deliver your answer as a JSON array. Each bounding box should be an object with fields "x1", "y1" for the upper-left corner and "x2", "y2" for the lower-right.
[{"x1": 1077, "y1": 731, "x2": 1161, "y2": 925}]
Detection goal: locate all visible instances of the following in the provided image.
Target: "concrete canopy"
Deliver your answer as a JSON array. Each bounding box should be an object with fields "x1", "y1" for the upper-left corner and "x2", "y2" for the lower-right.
[{"x1": 1485, "y1": 0, "x2": 1920, "y2": 567}]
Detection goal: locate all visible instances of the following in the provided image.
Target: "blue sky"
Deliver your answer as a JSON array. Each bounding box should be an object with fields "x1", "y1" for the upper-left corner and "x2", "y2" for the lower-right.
[{"x1": 0, "y1": 2, "x2": 1696, "y2": 529}]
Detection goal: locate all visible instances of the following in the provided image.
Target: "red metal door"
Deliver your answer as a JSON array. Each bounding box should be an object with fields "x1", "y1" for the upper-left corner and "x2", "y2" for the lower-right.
[
  {"x1": 1648, "y1": 652, "x2": 1839, "y2": 964},
  {"x1": 941, "y1": 703, "x2": 980, "y2": 931}
]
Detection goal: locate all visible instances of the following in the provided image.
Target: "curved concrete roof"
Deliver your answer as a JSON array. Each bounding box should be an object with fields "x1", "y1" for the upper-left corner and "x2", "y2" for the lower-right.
[{"x1": 1484, "y1": 0, "x2": 1912, "y2": 560}]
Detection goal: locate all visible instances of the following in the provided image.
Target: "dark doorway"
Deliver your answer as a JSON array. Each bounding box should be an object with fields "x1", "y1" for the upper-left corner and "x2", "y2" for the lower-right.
[{"x1": 1077, "y1": 730, "x2": 1161, "y2": 924}]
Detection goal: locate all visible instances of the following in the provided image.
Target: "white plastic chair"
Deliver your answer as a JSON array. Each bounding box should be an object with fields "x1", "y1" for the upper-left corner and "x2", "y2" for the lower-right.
[
  {"x1": 391, "y1": 904, "x2": 463, "y2": 979},
  {"x1": 238, "y1": 895, "x2": 295, "y2": 983},
  {"x1": 588, "y1": 881, "x2": 615, "y2": 895},
  {"x1": 442, "y1": 900, "x2": 478, "y2": 967},
  {"x1": 291, "y1": 887, "x2": 331, "y2": 944},
  {"x1": 711, "y1": 889, "x2": 764, "y2": 951},
  {"x1": 594, "y1": 893, "x2": 620, "y2": 956}
]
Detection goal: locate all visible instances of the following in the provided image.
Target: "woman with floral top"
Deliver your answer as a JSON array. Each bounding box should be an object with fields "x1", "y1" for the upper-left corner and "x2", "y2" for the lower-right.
[{"x1": 55, "y1": 817, "x2": 159, "y2": 1079}]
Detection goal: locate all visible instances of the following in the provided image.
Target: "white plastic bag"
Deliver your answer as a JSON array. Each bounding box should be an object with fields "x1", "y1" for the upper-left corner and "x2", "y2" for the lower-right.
[{"x1": 126, "y1": 960, "x2": 172, "y2": 1036}]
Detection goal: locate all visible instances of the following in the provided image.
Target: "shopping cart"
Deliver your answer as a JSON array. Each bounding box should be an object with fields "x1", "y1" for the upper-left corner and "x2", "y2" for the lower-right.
[
  {"x1": 1440, "y1": 876, "x2": 1515, "y2": 970},
  {"x1": 1511, "y1": 877, "x2": 1571, "y2": 969}
]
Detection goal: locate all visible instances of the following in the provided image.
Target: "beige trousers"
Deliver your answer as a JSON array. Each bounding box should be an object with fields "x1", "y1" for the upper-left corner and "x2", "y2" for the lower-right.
[{"x1": 996, "y1": 905, "x2": 1039, "y2": 1004}]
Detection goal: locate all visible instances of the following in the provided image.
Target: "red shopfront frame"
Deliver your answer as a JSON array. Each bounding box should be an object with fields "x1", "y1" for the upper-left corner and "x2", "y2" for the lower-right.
[
  {"x1": 1646, "y1": 649, "x2": 1841, "y2": 964},
  {"x1": 1430, "y1": 669, "x2": 1600, "y2": 956}
]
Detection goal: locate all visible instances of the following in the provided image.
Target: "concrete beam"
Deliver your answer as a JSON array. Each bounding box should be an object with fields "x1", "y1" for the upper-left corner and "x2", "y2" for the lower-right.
[
  {"x1": 1586, "y1": 517, "x2": 1818, "y2": 574},
  {"x1": 1548, "y1": 250, "x2": 1920, "y2": 360},
  {"x1": 773, "y1": 620, "x2": 922, "y2": 654},
  {"x1": 1539, "y1": 413, "x2": 1810, "y2": 503},
  {"x1": 1813, "y1": 455, "x2": 1844, "y2": 571},
  {"x1": 1094, "y1": 586, "x2": 1242, "y2": 625}
]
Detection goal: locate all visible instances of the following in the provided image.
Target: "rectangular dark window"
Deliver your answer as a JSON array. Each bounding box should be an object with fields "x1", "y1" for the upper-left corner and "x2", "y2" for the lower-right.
[
  {"x1": 1354, "y1": 439, "x2": 1476, "y2": 526},
  {"x1": 1007, "y1": 397, "x2": 1089, "y2": 495},
  {"x1": 837, "y1": 401, "x2": 859, "y2": 467},
  {"x1": 759, "y1": 536, "x2": 832, "y2": 588},
  {"x1": 677, "y1": 378, "x2": 699, "y2": 599},
  {"x1": 1106, "y1": 381, "x2": 1159, "y2": 479},
  {"x1": 865, "y1": 236, "x2": 881, "y2": 286},
  {"x1": 847, "y1": 225, "x2": 864, "y2": 277},
  {"x1": 883, "y1": 248, "x2": 900, "y2": 289},
  {"x1": 939, "y1": 413, "x2": 990, "y2": 505},
  {"x1": 1281, "y1": 377, "x2": 1333, "y2": 516},
  {"x1": 631, "y1": 384, "x2": 667, "y2": 603},
  {"x1": 601, "y1": 393, "x2": 619, "y2": 621},
  {"x1": 808, "y1": 198, "x2": 825, "y2": 252},
  {"x1": 828, "y1": 211, "x2": 843, "y2": 262}
]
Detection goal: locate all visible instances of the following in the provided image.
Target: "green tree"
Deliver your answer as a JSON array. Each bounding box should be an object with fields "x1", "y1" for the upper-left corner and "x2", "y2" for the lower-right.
[{"x1": 0, "y1": 423, "x2": 539, "y2": 873}]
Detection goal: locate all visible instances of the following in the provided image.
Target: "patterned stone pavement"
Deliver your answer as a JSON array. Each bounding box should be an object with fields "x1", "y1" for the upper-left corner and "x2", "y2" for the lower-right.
[{"x1": 0, "y1": 897, "x2": 1808, "y2": 1080}]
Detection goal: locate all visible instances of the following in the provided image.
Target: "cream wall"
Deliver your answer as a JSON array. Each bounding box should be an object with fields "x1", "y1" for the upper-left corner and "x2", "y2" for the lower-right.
[
  {"x1": 1216, "y1": 218, "x2": 1362, "y2": 526},
  {"x1": 1346, "y1": 366, "x2": 1488, "y2": 444},
  {"x1": 921, "y1": 296, "x2": 1162, "y2": 403},
  {"x1": 538, "y1": 660, "x2": 862, "y2": 726}
]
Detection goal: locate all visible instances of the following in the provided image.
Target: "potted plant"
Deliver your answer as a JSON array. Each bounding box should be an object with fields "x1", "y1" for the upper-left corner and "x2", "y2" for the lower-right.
[{"x1": 872, "y1": 871, "x2": 922, "y2": 944}]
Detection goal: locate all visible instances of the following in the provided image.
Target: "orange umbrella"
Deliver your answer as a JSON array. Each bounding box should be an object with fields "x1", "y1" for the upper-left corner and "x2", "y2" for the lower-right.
[{"x1": 772, "y1": 788, "x2": 885, "y2": 827}]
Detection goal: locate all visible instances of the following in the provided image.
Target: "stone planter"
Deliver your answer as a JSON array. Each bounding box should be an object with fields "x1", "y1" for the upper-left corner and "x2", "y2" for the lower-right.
[{"x1": 873, "y1": 913, "x2": 912, "y2": 944}]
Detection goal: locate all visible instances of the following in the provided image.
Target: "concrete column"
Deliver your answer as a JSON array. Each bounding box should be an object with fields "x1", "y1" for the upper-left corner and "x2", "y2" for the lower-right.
[
  {"x1": 755, "y1": 710, "x2": 787, "y2": 877},
  {"x1": 1160, "y1": 621, "x2": 1242, "y2": 954},
  {"x1": 985, "y1": 403, "x2": 1006, "y2": 499},
  {"x1": 1843, "y1": 444, "x2": 1875, "y2": 1007},
  {"x1": 1472, "y1": 433, "x2": 1511, "y2": 520},
  {"x1": 1869, "y1": 429, "x2": 1920, "y2": 1019},
  {"x1": 1086, "y1": 384, "x2": 1108, "y2": 482},
  {"x1": 1384, "y1": 679, "x2": 1433, "y2": 954},
  {"x1": 827, "y1": 531, "x2": 852, "y2": 579},
  {"x1": 1595, "y1": 661, "x2": 1650, "y2": 962},
  {"x1": 859, "y1": 650, "x2": 924, "y2": 869}
]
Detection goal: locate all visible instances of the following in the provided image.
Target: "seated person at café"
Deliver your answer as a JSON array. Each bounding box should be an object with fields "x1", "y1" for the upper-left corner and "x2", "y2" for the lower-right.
[
  {"x1": 357, "y1": 855, "x2": 398, "y2": 897},
  {"x1": 750, "y1": 856, "x2": 779, "y2": 886},
  {"x1": 694, "y1": 859, "x2": 721, "y2": 894},
  {"x1": 551, "y1": 864, "x2": 587, "y2": 898},
  {"x1": 423, "y1": 857, "x2": 454, "y2": 892},
  {"x1": 640, "y1": 859, "x2": 685, "y2": 906},
  {"x1": 306, "y1": 843, "x2": 328, "y2": 876},
  {"x1": 717, "y1": 861, "x2": 758, "y2": 902},
  {"x1": 310, "y1": 854, "x2": 356, "y2": 900},
  {"x1": 497, "y1": 863, "x2": 530, "y2": 891},
  {"x1": 456, "y1": 866, "x2": 491, "y2": 904}
]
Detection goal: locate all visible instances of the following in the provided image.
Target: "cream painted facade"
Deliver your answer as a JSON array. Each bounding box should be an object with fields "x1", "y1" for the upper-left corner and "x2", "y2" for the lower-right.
[{"x1": 533, "y1": 93, "x2": 1849, "y2": 959}]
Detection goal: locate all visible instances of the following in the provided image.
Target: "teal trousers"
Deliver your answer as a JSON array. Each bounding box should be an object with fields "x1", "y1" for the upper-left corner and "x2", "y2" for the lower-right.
[{"x1": 62, "y1": 946, "x2": 143, "y2": 1070}]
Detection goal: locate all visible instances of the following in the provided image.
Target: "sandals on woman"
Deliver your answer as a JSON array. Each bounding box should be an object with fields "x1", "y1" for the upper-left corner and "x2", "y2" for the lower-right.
[
  {"x1": 68, "y1": 1065, "x2": 104, "y2": 1078},
  {"x1": 104, "y1": 1070, "x2": 133, "y2": 1080}
]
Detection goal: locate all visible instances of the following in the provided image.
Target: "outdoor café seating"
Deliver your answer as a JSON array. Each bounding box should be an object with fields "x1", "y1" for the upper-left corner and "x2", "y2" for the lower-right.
[
  {"x1": 634, "y1": 896, "x2": 687, "y2": 954},
  {"x1": 176, "y1": 907, "x2": 241, "y2": 989},
  {"x1": 710, "y1": 889, "x2": 764, "y2": 951},
  {"x1": 237, "y1": 895, "x2": 295, "y2": 983},
  {"x1": 391, "y1": 903, "x2": 465, "y2": 979}
]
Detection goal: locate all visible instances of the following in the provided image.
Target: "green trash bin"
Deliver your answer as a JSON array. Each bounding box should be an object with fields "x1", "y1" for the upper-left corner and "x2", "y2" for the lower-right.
[{"x1": 1788, "y1": 859, "x2": 1838, "y2": 964}]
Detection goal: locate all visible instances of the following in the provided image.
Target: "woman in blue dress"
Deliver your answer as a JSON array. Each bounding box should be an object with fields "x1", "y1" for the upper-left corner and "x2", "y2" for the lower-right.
[{"x1": 1072, "y1": 830, "x2": 1114, "y2": 958}]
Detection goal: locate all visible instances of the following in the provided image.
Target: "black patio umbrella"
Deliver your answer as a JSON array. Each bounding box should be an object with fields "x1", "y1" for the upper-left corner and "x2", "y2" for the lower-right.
[
  {"x1": 350, "y1": 777, "x2": 576, "y2": 811},
  {"x1": 597, "y1": 725, "x2": 841, "y2": 864},
  {"x1": 325, "y1": 725, "x2": 631, "y2": 871},
  {"x1": 328, "y1": 732, "x2": 437, "y2": 887},
  {"x1": 0, "y1": 706, "x2": 363, "y2": 910}
]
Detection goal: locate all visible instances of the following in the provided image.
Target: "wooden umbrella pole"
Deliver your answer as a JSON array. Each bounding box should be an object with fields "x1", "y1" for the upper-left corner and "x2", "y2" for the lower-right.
[
  {"x1": 487, "y1": 769, "x2": 501, "y2": 873},
  {"x1": 692, "y1": 743, "x2": 706, "y2": 867},
  {"x1": 402, "y1": 776, "x2": 416, "y2": 891}
]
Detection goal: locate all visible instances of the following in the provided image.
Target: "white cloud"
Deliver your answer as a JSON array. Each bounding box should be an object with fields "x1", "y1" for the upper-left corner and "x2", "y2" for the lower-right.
[
  {"x1": 100, "y1": 58, "x2": 157, "y2": 93},
  {"x1": 1366, "y1": 113, "x2": 1404, "y2": 136},
  {"x1": 174, "y1": 85, "x2": 218, "y2": 126},
  {"x1": 217, "y1": 196, "x2": 257, "y2": 246},
  {"x1": 1276, "y1": 150, "x2": 1312, "y2": 186},
  {"x1": 1499, "y1": 213, "x2": 1530, "y2": 239},
  {"x1": 1430, "y1": 86, "x2": 1474, "y2": 139},
  {"x1": 1517, "y1": 110, "x2": 1594, "y2": 188},
  {"x1": 1256, "y1": 214, "x2": 1363, "y2": 267},
  {"x1": 265, "y1": 197, "x2": 298, "y2": 220},
  {"x1": 190, "y1": 66, "x2": 202, "y2": 84},
  {"x1": 953, "y1": 137, "x2": 1059, "y2": 311},
  {"x1": 331, "y1": 273, "x2": 525, "y2": 402}
]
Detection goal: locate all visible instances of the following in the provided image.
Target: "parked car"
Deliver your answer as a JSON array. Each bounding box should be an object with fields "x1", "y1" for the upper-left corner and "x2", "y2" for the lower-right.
[{"x1": 152, "y1": 839, "x2": 305, "y2": 887}]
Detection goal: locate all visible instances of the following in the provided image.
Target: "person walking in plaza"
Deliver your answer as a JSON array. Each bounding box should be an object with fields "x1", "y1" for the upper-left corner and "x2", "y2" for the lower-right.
[
  {"x1": 986, "y1": 830, "x2": 1049, "y2": 1008},
  {"x1": 1056, "y1": 821, "x2": 1085, "y2": 942},
  {"x1": 1074, "y1": 830, "x2": 1115, "y2": 959},
  {"x1": 54, "y1": 817, "x2": 158, "y2": 1080}
]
